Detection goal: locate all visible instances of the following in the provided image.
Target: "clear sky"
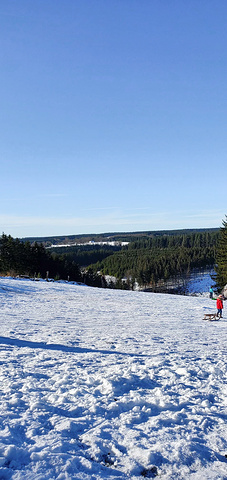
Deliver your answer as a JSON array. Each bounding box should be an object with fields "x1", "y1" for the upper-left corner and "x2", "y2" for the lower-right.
[{"x1": 1, "y1": 0, "x2": 226, "y2": 238}]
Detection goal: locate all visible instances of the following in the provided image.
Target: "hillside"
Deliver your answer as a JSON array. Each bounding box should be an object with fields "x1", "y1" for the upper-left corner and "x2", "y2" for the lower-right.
[
  {"x1": 88, "y1": 230, "x2": 218, "y2": 291},
  {"x1": 21, "y1": 228, "x2": 219, "y2": 247},
  {"x1": 0, "y1": 277, "x2": 226, "y2": 479},
  {"x1": 18, "y1": 229, "x2": 219, "y2": 293}
]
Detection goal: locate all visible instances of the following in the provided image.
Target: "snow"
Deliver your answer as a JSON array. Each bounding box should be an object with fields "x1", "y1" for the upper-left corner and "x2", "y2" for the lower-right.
[
  {"x1": 184, "y1": 270, "x2": 214, "y2": 295},
  {"x1": 49, "y1": 241, "x2": 129, "y2": 248},
  {"x1": 0, "y1": 277, "x2": 226, "y2": 479}
]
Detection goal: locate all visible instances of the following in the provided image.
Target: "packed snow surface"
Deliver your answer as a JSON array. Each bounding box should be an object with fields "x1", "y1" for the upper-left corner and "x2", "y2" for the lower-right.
[{"x1": 0, "y1": 278, "x2": 226, "y2": 480}]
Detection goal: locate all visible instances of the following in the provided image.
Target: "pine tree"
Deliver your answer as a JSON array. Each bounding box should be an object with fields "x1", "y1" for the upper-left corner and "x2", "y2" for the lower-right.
[{"x1": 214, "y1": 216, "x2": 227, "y2": 291}]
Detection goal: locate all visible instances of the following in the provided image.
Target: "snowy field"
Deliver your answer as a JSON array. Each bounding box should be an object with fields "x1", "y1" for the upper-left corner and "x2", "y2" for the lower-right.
[{"x1": 0, "y1": 277, "x2": 226, "y2": 480}]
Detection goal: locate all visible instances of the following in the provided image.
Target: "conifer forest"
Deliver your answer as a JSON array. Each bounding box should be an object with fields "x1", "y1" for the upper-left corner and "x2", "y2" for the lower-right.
[{"x1": 1, "y1": 222, "x2": 226, "y2": 293}]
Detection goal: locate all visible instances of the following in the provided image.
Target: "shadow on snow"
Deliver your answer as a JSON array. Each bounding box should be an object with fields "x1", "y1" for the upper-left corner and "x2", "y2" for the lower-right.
[{"x1": 0, "y1": 336, "x2": 145, "y2": 357}]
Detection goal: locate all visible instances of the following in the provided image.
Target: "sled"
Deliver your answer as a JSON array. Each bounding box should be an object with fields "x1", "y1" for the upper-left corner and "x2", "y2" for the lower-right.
[{"x1": 203, "y1": 313, "x2": 219, "y2": 321}]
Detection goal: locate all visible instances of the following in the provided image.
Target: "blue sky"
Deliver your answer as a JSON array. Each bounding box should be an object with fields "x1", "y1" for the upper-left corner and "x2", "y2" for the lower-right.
[{"x1": 1, "y1": 0, "x2": 226, "y2": 238}]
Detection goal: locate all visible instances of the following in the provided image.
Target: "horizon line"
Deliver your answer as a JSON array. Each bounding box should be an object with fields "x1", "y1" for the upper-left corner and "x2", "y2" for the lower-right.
[{"x1": 19, "y1": 225, "x2": 220, "y2": 240}]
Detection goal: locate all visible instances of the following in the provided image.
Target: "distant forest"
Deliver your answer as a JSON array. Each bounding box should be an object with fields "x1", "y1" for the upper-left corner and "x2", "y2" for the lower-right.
[
  {"x1": 50, "y1": 244, "x2": 122, "y2": 266},
  {"x1": 0, "y1": 234, "x2": 102, "y2": 286},
  {"x1": 0, "y1": 228, "x2": 221, "y2": 291},
  {"x1": 22, "y1": 228, "x2": 218, "y2": 247},
  {"x1": 88, "y1": 231, "x2": 219, "y2": 289}
]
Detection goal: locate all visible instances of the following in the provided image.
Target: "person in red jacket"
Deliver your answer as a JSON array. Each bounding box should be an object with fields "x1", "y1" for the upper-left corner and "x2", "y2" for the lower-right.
[{"x1": 216, "y1": 295, "x2": 224, "y2": 318}]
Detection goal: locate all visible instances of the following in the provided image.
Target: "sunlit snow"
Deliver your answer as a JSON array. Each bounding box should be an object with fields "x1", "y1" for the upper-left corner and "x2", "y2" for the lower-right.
[{"x1": 0, "y1": 277, "x2": 226, "y2": 479}]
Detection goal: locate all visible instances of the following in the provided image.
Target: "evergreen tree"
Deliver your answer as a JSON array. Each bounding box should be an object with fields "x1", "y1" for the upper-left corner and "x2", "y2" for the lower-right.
[
  {"x1": 90, "y1": 230, "x2": 218, "y2": 288},
  {"x1": 214, "y1": 216, "x2": 227, "y2": 291},
  {"x1": 0, "y1": 234, "x2": 82, "y2": 282}
]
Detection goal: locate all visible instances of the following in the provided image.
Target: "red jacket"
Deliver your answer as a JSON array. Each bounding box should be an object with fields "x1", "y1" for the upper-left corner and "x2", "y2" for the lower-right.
[{"x1": 217, "y1": 298, "x2": 223, "y2": 309}]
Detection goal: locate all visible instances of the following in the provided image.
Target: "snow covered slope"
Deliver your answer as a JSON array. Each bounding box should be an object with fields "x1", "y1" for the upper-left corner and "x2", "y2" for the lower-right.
[{"x1": 0, "y1": 278, "x2": 226, "y2": 479}]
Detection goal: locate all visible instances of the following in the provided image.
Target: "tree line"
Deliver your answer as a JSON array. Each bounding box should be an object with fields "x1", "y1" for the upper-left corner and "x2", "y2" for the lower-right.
[
  {"x1": 89, "y1": 231, "x2": 219, "y2": 288},
  {"x1": 0, "y1": 233, "x2": 102, "y2": 286},
  {"x1": 50, "y1": 244, "x2": 122, "y2": 266},
  {"x1": 1, "y1": 223, "x2": 227, "y2": 293},
  {"x1": 214, "y1": 215, "x2": 227, "y2": 292}
]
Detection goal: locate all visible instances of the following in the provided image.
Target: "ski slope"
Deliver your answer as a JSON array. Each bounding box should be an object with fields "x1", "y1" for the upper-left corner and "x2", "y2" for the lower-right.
[{"x1": 0, "y1": 277, "x2": 226, "y2": 479}]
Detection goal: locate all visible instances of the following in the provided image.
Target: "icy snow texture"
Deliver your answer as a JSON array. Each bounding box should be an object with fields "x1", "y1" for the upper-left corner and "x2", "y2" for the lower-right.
[{"x1": 0, "y1": 277, "x2": 226, "y2": 479}]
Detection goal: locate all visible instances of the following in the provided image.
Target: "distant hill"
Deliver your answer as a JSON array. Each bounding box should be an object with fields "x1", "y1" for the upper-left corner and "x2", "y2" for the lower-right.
[
  {"x1": 21, "y1": 228, "x2": 219, "y2": 247},
  {"x1": 1, "y1": 228, "x2": 220, "y2": 292}
]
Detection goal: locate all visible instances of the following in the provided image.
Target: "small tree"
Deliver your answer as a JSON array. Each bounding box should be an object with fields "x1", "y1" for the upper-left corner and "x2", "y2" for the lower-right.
[{"x1": 214, "y1": 215, "x2": 227, "y2": 292}]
